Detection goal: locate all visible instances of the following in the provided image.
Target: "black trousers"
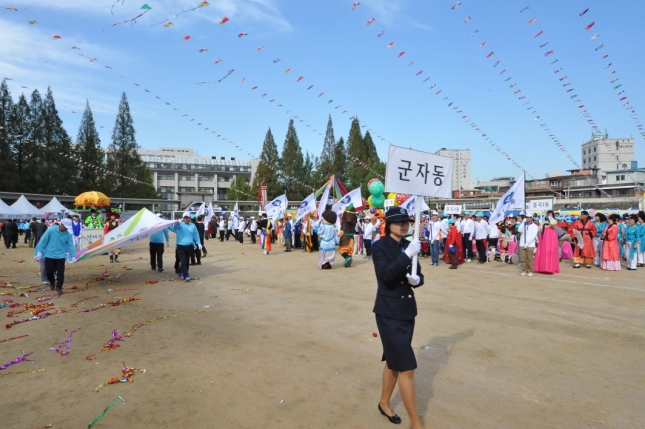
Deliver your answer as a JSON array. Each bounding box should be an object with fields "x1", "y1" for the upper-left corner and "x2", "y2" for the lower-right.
[
  {"x1": 364, "y1": 239, "x2": 372, "y2": 257},
  {"x1": 488, "y1": 238, "x2": 498, "y2": 249},
  {"x1": 476, "y1": 239, "x2": 487, "y2": 263},
  {"x1": 312, "y1": 232, "x2": 319, "y2": 251},
  {"x1": 462, "y1": 233, "x2": 474, "y2": 259},
  {"x1": 24, "y1": 230, "x2": 31, "y2": 244},
  {"x1": 250, "y1": 231, "x2": 257, "y2": 244},
  {"x1": 285, "y1": 236, "x2": 292, "y2": 251},
  {"x1": 176, "y1": 245, "x2": 194, "y2": 278},
  {"x1": 294, "y1": 234, "x2": 301, "y2": 249},
  {"x1": 219, "y1": 230, "x2": 225, "y2": 241},
  {"x1": 226, "y1": 229, "x2": 232, "y2": 240},
  {"x1": 191, "y1": 248, "x2": 202, "y2": 264},
  {"x1": 149, "y1": 242, "x2": 164, "y2": 269},
  {"x1": 4, "y1": 234, "x2": 17, "y2": 248},
  {"x1": 238, "y1": 230, "x2": 244, "y2": 244},
  {"x1": 45, "y1": 257, "x2": 66, "y2": 290}
]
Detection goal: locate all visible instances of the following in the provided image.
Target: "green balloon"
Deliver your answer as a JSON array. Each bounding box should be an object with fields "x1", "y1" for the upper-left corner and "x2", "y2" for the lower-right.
[
  {"x1": 368, "y1": 181, "x2": 384, "y2": 196},
  {"x1": 371, "y1": 193, "x2": 385, "y2": 208}
]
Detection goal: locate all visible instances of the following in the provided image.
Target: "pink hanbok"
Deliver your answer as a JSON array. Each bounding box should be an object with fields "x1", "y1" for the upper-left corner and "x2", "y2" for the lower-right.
[
  {"x1": 534, "y1": 227, "x2": 560, "y2": 274},
  {"x1": 561, "y1": 241, "x2": 574, "y2": 259},
  {"x1": 601, "y1": 224, "x2": 621, "y2": 271}
]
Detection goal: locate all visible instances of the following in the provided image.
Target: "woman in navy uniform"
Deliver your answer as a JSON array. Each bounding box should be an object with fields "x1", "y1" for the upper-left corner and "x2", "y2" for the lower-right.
[{"x1": 372, "y1": 207, "x2": 424, "y2": 428}]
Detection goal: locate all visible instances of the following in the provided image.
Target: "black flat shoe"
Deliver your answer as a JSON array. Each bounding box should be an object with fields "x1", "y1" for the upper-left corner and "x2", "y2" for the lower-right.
[{"x1": 378, "y1": 403, "x2": 401, "y2": 424}]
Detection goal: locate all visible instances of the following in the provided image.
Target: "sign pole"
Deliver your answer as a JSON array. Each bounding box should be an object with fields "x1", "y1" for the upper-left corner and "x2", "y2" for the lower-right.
[{"x1": 411, "y1": 195, "x2": 422, "y2": 277}]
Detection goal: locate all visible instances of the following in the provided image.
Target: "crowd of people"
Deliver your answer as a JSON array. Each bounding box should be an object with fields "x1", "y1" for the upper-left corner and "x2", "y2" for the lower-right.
[{"x1": 194, "y1": 207, "x2": 645, "y2": 277}]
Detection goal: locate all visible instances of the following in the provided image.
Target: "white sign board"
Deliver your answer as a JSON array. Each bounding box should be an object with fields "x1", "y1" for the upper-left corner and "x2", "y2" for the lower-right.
[
  {"x1": 444, "y1": 204, "x2": 462, "y2": 215},
  {"x1": 385, "y1": 145, "x2": 454, "y2": 198},
  {"x1": 384, "y1": 199, "x2": 395, "y2": 209},
  {"x1": 526, "y1": 199, "x2": 553, "y2": 212}
]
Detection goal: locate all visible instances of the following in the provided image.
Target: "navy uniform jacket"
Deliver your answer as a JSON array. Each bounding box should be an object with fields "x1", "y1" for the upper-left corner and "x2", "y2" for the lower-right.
[{"x1": 372, "y1": 235, "x2": 424, "y2": 321}]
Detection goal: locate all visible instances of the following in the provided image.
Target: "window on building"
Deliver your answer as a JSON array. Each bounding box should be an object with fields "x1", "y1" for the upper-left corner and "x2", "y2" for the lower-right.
[
  {"x1": 157, "y1": 174, "x2": 174, "y2": 181},
  {"x1": 621, "y1": 175, "x2": 625, "y2": 180},
  {"x1": 179, "y1": 187, "x2": 195, "y2": 192},
  {"x1": 583, "y1": 150, "x2": 586, "y2": 155},
  {"x1": 593, "y1": 156, "x2": 596, "y2": 161},
  {"x1": 583, "y1": 192, "x2": 592, "y2": 198},
  {"x1": 593, "y1": 147, "x2": 596, "y2": 152}
]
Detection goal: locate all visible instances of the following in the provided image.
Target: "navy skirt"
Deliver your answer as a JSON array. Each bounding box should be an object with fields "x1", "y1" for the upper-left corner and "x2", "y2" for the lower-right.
[{"x1": 375, "y1": 314, "x2": 417, "y2": 372}]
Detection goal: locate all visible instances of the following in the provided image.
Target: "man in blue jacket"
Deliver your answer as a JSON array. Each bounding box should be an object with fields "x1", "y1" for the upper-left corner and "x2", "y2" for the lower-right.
[
  {"x1": 34, "y1": 218, "x2": 76, "y2": 294},
  {"x1": 149, "y1": 213, "x2": 170, "y2": 272},
  {"x1": 283, "y1": 215, "x2": 292, "y2": 252},
  {"x1": 168, "y1": 212, "x2": 201, "y2": 281}
]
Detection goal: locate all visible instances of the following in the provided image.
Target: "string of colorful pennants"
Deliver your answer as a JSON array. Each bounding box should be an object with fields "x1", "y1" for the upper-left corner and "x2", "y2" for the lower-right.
[
  {"x1": 446, "y1": 1, "x2": 612, "y2": 197},
  {"x1": 348, "y1": 2, "x2": 564, "y2": 196}
]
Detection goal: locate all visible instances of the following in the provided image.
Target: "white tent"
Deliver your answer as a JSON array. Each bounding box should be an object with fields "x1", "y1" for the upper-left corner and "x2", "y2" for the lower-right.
[
  {"x1": 41, "y1": 197, "x2": 78, "y2": 218},
  {"x1": 10, "y1": 195, "x2": 45, "y2": 217},
  {"x1": 0, "y1": 198, "x2": 23, "y2": 219}
]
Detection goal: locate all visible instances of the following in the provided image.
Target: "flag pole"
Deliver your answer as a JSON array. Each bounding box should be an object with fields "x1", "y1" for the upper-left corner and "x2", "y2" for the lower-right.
[{"x1": 411, "y1": 195, "x2": 422, "y2": 277}]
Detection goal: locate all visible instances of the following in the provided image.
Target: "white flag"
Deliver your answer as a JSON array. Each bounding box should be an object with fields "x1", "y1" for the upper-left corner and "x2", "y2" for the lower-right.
[
  {"x1": 488, "y1": 175, "x2": 525, "y2": 225},
  {"x1": 196, "y1": 202, "x2": 205, "y2": 217},
  {"x1": 318, "y1": 182, "x2": 331, "y2": 214},
  {"x1": 296, "y1": 193, "x2": 317, "y2": 222},
  {"x1": 332, "y1": 187, "x2": 362, "y2": 218},
  {"x1": 204, "y1": 202, "x2": 214, "y2": 225},
  {"x1": 265, "y1": 194, "x2": 288, "y2": 218},
  {"x1": 400, "y1": 195, "x2": 429, "y2": 215},
  {"x1": 231, "y1": 201, "x2": 239, "y2": 218}
]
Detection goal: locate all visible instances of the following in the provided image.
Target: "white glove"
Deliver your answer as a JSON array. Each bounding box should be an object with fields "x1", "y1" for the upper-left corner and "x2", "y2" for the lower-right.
[
  {"x1": 69, "y1": 257, "x2": 78, "y2": 264},
  {"x1": 34, "y1": 252, "x2": 43, "y2": 262},
  {"x1": 406, "y1": 274, "x2": 421, "y2": 286},
  {"x1": 404, "y1": 239, "x2": 421, "y2": 259},
  {"x1": 197, "y1": 244, "x2": 203, "y2": 250},
  {"x1": 166, "y1": 243, "x2": 170, "y2": 248}
]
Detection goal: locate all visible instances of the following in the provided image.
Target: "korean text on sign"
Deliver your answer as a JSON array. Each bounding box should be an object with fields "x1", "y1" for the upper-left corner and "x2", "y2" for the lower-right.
[{"x1": 385, "y1": 145, "x2": 454, "y2": 198}]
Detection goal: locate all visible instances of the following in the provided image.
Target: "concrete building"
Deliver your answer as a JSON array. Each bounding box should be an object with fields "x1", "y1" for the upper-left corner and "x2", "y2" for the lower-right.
[
  {"x1": 581, "y1": 130, "x2": 635, "y2": 177},
  {"x1": 434, "y1": 148, "x2": 471, "y2": 191},
  {"x1": 137, "y1": 147, "x2": 258, "y2": 208},
  {"x1": 473, "y1": 176, "x2": 513, "y2": 194}
]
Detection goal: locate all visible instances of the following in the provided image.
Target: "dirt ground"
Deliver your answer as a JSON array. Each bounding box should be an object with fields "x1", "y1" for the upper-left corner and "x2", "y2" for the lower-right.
[{"x1": 1, "y1": 234, "x2": 644, "y2": 429}]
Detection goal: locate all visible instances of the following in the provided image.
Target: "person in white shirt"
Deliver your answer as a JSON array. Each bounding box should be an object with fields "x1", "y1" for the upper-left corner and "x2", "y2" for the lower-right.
[
  {"x1": 461, "y1": 211, "x2": 475, "y2": 261},
  {"x1": 237, "y1": 217, "x2": 246, "y2": 244},
  {"x1": 249, "y1": 216, "x2": 258, "y2": 244},
  {"x1": 363, "y1": 216, "x2": 374, "y2": 259},
  {"x1": 232, "y1": 215, "x2": 240, "y2": 241},
  {"x1": 519, "y1": 213, "x2": 539, "y2": 276},
  {"x1": 372, "y1": 217, "x2": 381, "y2": 243},
  {"x1": 218, "y1": 217, "x2": 226, "y2": 242},
  {"x1": 427, "y1": 212, "x2": 441, "y2": 266},
  {"x1": 439, "y1": 214, "x2": 450, "y2": 253},
  {"x1": 487, "y1": 218, "x2": 500, "y2": 258},
  {"x1": 473, "y1": 212, "x2": 490, "y2": 264}
]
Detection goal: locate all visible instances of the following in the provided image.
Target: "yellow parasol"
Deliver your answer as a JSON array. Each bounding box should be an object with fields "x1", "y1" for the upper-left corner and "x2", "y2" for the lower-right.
[{"x1": 75, "y1": 191, "x2": 111, "y2": 207}]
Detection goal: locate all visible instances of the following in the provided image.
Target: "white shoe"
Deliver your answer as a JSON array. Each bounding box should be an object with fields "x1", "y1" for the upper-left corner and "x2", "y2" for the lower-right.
[
  {"x1": 466, "y1": 259, "x2": 472, "y2": 263},
  {"x1": 528, "y1": 272, "x2": 533, "y2": 277},
  {"x1": 520, "y1": 272, "x2": 527, "y2": 276}
]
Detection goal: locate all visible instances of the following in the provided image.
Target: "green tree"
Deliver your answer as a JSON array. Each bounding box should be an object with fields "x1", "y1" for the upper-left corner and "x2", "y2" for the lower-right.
[
  {"x1": 345, "y1": 120, "x2": 382, "y2": 195},
  {"x1": 76, "y1": 100, "x2": 104, "y2": 191},
  {"x1": 9, "y1": 94, "x2": 31, "y2": 192},
  {"x1": 251, "y1": 128, "x2": 281, "y2": 200},
  {"x1": 226, "y1": 174, "x2": 253, "y2": 202},
  {"x1": 333, "y1": 136, "x2": 347, "y2": 183},
  {"x1": 38, "y1": 87, "x2": 76, "y2": 194},
  {"x1": 317, "y1": 114, "x2": 336, "y2": 180},
  {"x1": 301, "y1": 151, "x2": 316, "y2": 192},
  {"x1": 279, "y1": 119, "x2": 306, "y2": 200},
  {"x1": 104, "y1": 92, "x2": 158, "y2": 198},
  {"x1": 0, "y1": 81, "x2": 17, "y2": 191}
]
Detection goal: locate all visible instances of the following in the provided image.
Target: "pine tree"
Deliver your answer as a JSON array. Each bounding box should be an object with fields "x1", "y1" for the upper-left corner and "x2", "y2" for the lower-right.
[
  {"x1": 345, "y1": 119, "x2": 365, "y2": 191},
  {"x1": 251, "y1": 128, "x2": 281, "y2": 200},
  {"x1": 19, "y1": 89, "x2": 45, "y2": 192},
  {"x1": 332, "y1": 136, "x2": 347, "y2": 183},
  {"x1": 226, "y1": 174, "x2": 253, "y2": 201},
  {"x1": 9, "y1": 94, "x2": 31, "y2": 191},
  {"x1": 302, "y1": 151, "x2": 316, "y2": 191},
  {"x1": 0, "y1": 81, "x2": 17, "y2": 191},
  {"x1": 76, "y1": 100, "x2": 104, "y2": 191},
  {"x1": 105, "y1": 92, "x2": 157, "y2": 198},
  {"x1": 318, "y1": 114, "x2": 336, "y2": 180},
  {"x1": 279, "y1": 119, "x2": 305, "y2": 200},
  {"x1": 38, "y1": 87, "x2": 76, "y2": 195}
]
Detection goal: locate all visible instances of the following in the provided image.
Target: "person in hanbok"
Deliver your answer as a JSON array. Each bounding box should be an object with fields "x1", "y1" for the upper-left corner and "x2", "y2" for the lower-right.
[
  {"x1": 593, "y1": 213, "x2": 607, "y2": 266},
  {"x1": 443, "y1": 219, "x2": 464, "y2": 269},
  {"x1": 257, "y1": 213, "x2": 273, "y2": 255},
  {"x1": 534, "y1": 216, "x2": 560, "y2": 274},
  {"x1": 570, "y1": 211, "x2": 597, "y2": 268},
  {"x1": 617, "y1": 217, "x2": 627, "y2": 260},
  {"x1": 315, "y1": 211, "x2": 339, "y2": 269},
  {"x1": 623, "y1": 215, "x2": 640, "y2": 270},
  {"x1": 600, "y1": 214, "x2": 621, "y2": 271},
  {"x1": 638, "y1": 212, "x2": 645, "y2": 267}
]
